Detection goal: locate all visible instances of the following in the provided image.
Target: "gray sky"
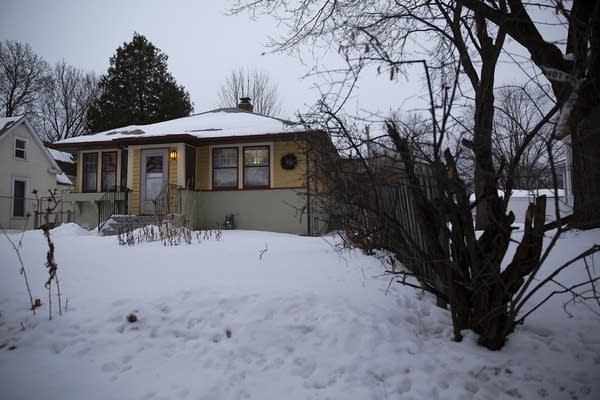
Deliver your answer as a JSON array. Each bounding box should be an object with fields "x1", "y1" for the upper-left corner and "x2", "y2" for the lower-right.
[
  {"x1": 0, "y1": 0, "x2": 329, "y2": 117},
  {"x1": 1, "y1": 1, "x2": 564, "y2": 123}
]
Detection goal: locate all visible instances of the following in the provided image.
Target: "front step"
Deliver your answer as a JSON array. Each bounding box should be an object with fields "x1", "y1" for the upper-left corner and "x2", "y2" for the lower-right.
[{"x1": 98, "y1": 214, "x2": 184, "y2": 236}]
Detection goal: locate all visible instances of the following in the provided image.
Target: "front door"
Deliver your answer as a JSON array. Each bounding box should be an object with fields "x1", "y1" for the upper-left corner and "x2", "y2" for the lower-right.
[{"x1": 140, "y1": 148, "x2": 168, "y2": 214}]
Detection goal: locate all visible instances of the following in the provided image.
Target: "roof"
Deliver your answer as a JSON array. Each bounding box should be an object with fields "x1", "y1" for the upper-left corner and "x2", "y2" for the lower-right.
[
  {"x1": 0, "y1": 116, "x2": 23, "y2": 134},
  {"x1": 53, "y1": 108, "x2": 312, "y2": 150},
  {"x1": 57, "y1": 172, "x2": 73, "y2": 186},
  {"x1": 47, "y1": 147, "x2": 75, "y2": 163}
]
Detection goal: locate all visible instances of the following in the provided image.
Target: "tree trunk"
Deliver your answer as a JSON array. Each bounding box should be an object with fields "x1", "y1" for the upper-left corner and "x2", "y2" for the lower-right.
[
  {"x1": 571, "y1": 109, "x2": 600, "y2": 229},
  {"x1": 565, "y1": 0, "x2": 600, "y2": 228}
]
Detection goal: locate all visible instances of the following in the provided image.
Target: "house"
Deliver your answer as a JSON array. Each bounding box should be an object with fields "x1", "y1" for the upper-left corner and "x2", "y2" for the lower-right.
[
  {"x1": 46, "y1": 146, "x2": 77, "y2": 185},
  {"x1": 0, "y1": 116, "x2": 73, "y2": 230},
  {"x1": 52, "y1": 102, "x2": 328, "y2": 235},
  {"x1": 469, "y1": 189, "x2": 572, "y2": 225}
]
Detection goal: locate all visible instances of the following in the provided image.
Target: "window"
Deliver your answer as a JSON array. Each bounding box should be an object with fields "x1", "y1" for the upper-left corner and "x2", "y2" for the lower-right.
[
  {"x1": 213, "y1": 148, "x2": 238, "y2": 189},
  {"x1": 101, "y1": 152, "x2": 117, "y2": 191},
  {"x1": 120, "y1": 150, "x2": 128, "y2": 189},
  {"x1": 244, "y1": 146, "x2": 270, "y2": 188},
  {"x1": 12, "y1": 178, "x2": 27, "y2": 217},
  {"x1": 14, "y1": 138, "x2": 27, "y2": 160},
  {"x1": 82, "y1": 153, "x2": 98, "y2": 192}
]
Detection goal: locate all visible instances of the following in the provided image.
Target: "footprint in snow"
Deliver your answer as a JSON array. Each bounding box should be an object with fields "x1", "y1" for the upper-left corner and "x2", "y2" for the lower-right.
[{"x1": 290, "y1": 357, "x2": 317, "y2": 379}]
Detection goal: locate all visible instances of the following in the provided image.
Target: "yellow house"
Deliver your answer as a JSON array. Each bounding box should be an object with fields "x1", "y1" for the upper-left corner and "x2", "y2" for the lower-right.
[{"x1": 52, "y1": 106, "x2": 327, "y2": 235}]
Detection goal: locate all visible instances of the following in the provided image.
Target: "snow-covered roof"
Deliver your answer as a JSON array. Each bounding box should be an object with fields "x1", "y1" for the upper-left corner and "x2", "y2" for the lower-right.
[
  {"x1": 57, "y1": 172, "x2": 73, "y2": 186},
  {"x1": 0, "y1": 116, "x2": 24, "y2": 133},
  {"x1": 47, "y1": 147, "x2": 75, "y2": 163},
  {"x1": 54, "y1": 108, "x2": 307, "y2": 147}
]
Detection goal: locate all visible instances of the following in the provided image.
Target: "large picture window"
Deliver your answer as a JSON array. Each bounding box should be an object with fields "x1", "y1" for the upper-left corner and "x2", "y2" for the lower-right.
[
  {"x1": 213, "y1": 148, "x2": 238, "y2": 189},
  {"x1": 82, "y1": 152, "x2": 98, "y2": 192},
  {"x1": 12, "y1": 178, "x2": 27, "y2": 217},
  {"x1": 243, "y1": 146, "x2": 270, "y2": 188},
  {"x1": 101, "y1": 152, "x2": 117, "y2": 191}
]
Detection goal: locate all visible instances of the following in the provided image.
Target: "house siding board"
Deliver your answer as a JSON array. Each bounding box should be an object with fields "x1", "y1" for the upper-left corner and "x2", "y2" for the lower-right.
[
  {"x1": 273, "y1": 140, "x2": 307, "y2": 189},
  {"x1": 131, "y1": 149, "x2": 140, "y2": 215},
  {"x1": 76, "y1": 151, "x2": 83, "y2": 192},
  {"x1": 196, "y1": 146, "x2": 209, "y2": 190},
  {"x1": 169, "y1": 152, "x2": 178, "y2": 213},
  {"x1": 189, "y1": 188, "x2": 308, "y2": 234}
]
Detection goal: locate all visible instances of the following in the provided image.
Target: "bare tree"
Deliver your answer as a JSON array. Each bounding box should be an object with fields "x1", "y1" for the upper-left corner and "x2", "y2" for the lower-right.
[
  {"x1": 36, "y1": 61, "x2": 99, "y2": 142},
  {"x1": 234, "y1": 1, "x2": 600, "y2": 350},
  {"x1": 0, "y1": 40, "x2": 49, "y2": 117},
  {"x1": 492, "y1": 86, "x2": 564, "y2": 190},
  {"x1": 232, "y1": 0, "x2": 600, "y2": 229},
  {"x1": 217, "y1": 68, "x2": 282, "y2": 116}
]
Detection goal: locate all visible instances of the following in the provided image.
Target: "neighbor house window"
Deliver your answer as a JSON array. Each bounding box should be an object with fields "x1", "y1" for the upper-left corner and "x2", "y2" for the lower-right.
[
  {"x1": 213, "y1": 147, "x2": 238, "y2": 189},
  {"x1": 243, "y1": 146, "x2": 270, "y2": 188},
  {"x1": 12, "y1": 178, "x2": 27, "y2": 217},
  {"x1": 101, "y1": 152, "x2": 117, "y2": 191},
  {"x1": 82, "y1": 152, "x2": 98, "y2": 192},
  {"x1": 14, "y1": 138, "x2": 27, "y2": 160}
]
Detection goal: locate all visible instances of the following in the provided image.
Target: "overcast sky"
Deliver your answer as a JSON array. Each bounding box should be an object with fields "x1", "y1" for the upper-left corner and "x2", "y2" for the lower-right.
[
  {"x1": 1, "y1": 1, "x2": 564, "y2": 123},
  {"x1": 0, "y1": 0, "x2": 396, "y2": 119}
]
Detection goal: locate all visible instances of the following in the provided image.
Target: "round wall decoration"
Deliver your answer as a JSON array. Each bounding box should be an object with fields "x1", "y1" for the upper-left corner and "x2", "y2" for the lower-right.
[{"x1": 280, "y1": 153, "x2": 298, "y2": 170}]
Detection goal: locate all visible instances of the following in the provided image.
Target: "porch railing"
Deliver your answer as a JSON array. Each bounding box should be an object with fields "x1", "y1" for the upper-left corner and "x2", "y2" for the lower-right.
[
  {"x1": 98, "y1": 186, "x2": 130, "y2": 230},
  {"x1": 153, "y1": 183, "x2": 179, "y2": 221}
]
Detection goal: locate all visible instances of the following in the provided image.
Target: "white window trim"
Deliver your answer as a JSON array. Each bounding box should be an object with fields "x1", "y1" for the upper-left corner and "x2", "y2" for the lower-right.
[
  {"x1": 14, "y1": 136, "x2": 28, "y2": 160},
  {"x1": 11, "y1": 177, "x2": 29, "y2": 219},
  {"x1": 209, "y1": 142, "x2": 274, "y2": 190}
]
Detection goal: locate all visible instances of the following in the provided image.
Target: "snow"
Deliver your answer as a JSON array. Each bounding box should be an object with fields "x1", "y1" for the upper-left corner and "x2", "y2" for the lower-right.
[
  {"x1": 54, "y1": 109, "x2": 305, "y2": 146},
  {"x1": 47, "y1": 147, "x2": 75, "y2": 164},
  {"x1": 56, "y1": 172, "x2": 73, "y2": 186},
  {"x1": 0, "y1": 115, "x2": 23, "y2": 131},
  {"x1": 1, "y1": 225, "x2": 599, "y2": 399},
  {"x1": 469, "y1": 189, "x2": 565, "y2": 202}
]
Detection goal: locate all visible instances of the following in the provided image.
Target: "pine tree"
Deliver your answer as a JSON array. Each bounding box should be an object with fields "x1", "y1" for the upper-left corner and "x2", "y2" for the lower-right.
[{"x1": 86, "y1": 33, "x2": 192, "y2": 132}]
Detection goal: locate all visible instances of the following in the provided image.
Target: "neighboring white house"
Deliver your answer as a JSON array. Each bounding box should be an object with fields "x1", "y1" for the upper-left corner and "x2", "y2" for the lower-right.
[
  {"x1": 470, "y1": 189, "x2": 572, "y2": 225},
  {"x1": 0, "y1": 116, "x2": 72, "y2": 230}
]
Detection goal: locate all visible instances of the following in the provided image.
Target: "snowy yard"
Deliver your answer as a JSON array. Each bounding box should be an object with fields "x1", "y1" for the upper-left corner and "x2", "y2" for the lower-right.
[{"x1": 1, "y1": 224, "x2": 599, "y2": 400}]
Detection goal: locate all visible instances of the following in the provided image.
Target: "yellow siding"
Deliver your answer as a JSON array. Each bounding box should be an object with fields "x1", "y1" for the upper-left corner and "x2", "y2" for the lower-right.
[
  {"x1": 131, "y1": 149, "x2": 140, "y2": 215},
  {"x1": 76, "y1": 151, "x2": 83, "y2": 192},
  {"x1": 273, "y1": 141, "x2": 307, "y2": 189},
  {"x1": 169, "y1": 155, "x2": 178, "y2": 213},
  {"x1": 196, "y1": 146, "x2": 209, "y2": 190}
]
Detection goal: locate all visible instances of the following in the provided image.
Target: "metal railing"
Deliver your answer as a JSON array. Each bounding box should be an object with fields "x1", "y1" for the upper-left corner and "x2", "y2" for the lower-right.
[
  {"x1": 153, "y1": 183, "x2": 179, "y2": 221},
  {"x1": 97, "y1": 186, "x2": 130, "y2": 230},
  {"x1": 0, "y1": 194, "x2": 73, "y2": 229}
]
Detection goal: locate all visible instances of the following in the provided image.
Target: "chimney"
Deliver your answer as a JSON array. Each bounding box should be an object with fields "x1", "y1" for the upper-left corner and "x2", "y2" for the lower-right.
[{"x1": 238, "y1": 97, "x2": 253, "y2": 113}]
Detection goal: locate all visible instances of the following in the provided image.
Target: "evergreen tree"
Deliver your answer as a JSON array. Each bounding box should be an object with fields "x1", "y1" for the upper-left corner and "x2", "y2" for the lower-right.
[{"x1": 86, "y1": 33, "x2": 192, "y2": 132}]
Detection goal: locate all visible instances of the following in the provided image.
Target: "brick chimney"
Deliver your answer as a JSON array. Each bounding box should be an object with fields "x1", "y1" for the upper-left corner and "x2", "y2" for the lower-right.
[{"x1": 238, "y1": 97, "x2": 253, "y2": 112}]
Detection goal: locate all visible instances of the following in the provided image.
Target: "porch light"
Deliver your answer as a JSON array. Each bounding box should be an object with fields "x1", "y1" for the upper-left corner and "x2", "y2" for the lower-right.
[{"x1": 169, "y1": 149, "x2": 177, "y2": 160}]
